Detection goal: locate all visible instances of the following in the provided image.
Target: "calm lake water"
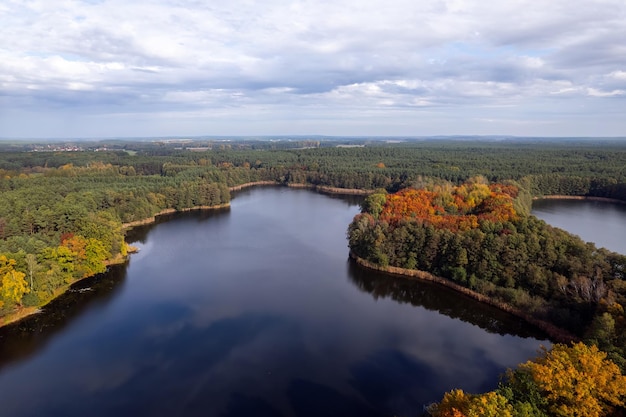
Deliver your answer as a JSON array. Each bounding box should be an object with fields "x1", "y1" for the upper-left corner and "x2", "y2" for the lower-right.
[
  {"x1": 0, "y1": 187, "x2": 548, "y2": 417},
  {"x1": 532, "y1": 198, "x2": 626, "y2": 255}
]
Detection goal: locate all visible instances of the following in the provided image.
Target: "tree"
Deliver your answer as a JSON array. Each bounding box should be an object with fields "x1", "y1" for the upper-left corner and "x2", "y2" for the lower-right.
[
  {"x1": 518, "y1": 343, "x2": 626, "y2": 417},
  {"x1": 25, "y1": 253, "x2": 38, "y2": 290},
  {"x1": 360, "y1": 190, "x2": 387, "y2": 219},
  {"x1": 83, "y1": 238, "x2": 107, "y2": 277},
  {"x1": 428, "y1": 389, "x2": 514, "y2": 417},
  {"x1": 42, "y1": 245, "x2": 76, "y2": 284},
  {"x1": 428, "y1": 389, "x2": 472, "y2": 417},
  {"x1": 0, "y1": 255, "x2": 30, "y2": 307},
  {"x1": 431, "y1": 343, "x2": 626, "y2": 417}
]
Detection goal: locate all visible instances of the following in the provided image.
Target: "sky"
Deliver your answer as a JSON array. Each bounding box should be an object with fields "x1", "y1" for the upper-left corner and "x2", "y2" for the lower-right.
[{"x1": 1, "y1": 0, "x2": 625, "y2": 139}]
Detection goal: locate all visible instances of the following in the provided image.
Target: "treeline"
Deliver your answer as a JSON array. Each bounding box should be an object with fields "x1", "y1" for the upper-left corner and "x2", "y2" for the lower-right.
[
  {"x1": 2, "y1": 140, "x2": 626, "y2": 197},
  {"x1": 1, "y1": 140, "x2": 626, "y2": 321},
  {"x1": 348, "y1": 180, "x2": 626, "y2": 370}
]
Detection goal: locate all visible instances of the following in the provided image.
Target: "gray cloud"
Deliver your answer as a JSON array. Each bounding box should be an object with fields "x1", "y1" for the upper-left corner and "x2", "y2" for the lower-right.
[{"x1": 0, "y1": 0, "x2": 625, "y2": 137}]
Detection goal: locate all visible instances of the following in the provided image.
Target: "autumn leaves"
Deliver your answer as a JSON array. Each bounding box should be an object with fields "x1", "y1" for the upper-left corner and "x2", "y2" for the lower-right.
[
  {"x1": 0, "y1": 255, "x2": 29, "y2": 309},
  {"x1": 378, "y1": 182, "x2": 518, "y2": 232},
  {"x1": 429, "y1": 343, "x2": 626, "y2": 417}
]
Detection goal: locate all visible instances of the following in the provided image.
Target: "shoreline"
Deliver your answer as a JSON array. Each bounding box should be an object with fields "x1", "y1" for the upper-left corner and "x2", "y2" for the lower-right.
[
  {"x1": 120, "y1": 181, "x2": 370, "y2": 230},
  {"x1": 0, "y1": 181, "x2": 366, "y2": 328},
  {"x1": 286, "y1": 183, "x2": 373, "y2": 195},
  {"x1": 349, "y1": 252, "x2": 576, "y2": 344},
  {"x1": 229, "y1": 181, "x2": 278, "y2": 192},
  {"x1": 0, "y1": 247, "x2": 141, "y2": 328},
  {"x1": 122, "y1": 188, "x2": 626, "y2": 229},
  {"x1": 2, "y1": 202, "x2": 232, "y2": 328},
  {"x1": 229, "y1": 180, "x2": 373, "y2": 196},
  {"x1": 122, "y1": 203, "x2": 231, "y2": 229},
  {"x1": 7, "y1": 186, "x2": 614, "y2": 330},
  {"x1": 533, "y1": 195, "x2": 626, "y2": 205}
]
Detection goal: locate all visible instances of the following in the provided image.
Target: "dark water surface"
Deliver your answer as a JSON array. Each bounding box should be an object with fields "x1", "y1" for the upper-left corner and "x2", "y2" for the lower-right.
[
  {"x1": 532, "y1": 198, "x2": 626, "y2": 255},
  {"x1": 0, "y1": 187, "x2": 547, "y2": 417}
]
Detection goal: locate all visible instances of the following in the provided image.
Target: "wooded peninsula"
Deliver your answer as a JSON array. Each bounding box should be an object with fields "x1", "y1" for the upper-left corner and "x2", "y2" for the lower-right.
[{"x1": 1, "y1": 137, "x2": 626, "y2": 416}]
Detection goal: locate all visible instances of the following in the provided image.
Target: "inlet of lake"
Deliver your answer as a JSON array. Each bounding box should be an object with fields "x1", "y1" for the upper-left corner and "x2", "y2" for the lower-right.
[{"x1": 1, "y1": 187, "x2": 624, "y2": 417}]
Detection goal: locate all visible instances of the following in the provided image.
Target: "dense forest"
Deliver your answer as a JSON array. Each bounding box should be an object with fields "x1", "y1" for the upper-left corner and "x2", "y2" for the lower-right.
[
  {"x1": 1, "y1": 138, "x2": 626, "y2": 415},
  {"x1": 1, "y1": 139, "x2": 626, "y2": 320},
  {"x1": 347, "y1": 177, "x2": 626, "y2": 415},
  {"x1": 349, "y1": 178, "x2": 626, "y2": 355}
]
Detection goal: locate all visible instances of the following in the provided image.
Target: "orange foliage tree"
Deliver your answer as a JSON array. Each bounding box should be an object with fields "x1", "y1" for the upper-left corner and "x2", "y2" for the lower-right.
[{"x1": 378, "y1": 182, "x2": 518, "y2": 232}]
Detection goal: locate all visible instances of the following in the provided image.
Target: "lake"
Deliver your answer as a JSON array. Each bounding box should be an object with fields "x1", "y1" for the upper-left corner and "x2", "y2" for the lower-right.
[
  {"x1": 0, "y1": 187, "x2": 548, "y2": 417},
  {"x1": 532, "y1": 198, "x2": 626, "y2": 255}
]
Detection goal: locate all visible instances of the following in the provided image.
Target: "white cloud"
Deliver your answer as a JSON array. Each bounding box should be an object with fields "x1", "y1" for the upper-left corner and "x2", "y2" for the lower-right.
[
  {"x1": 1, "y1": 0, "x2": 625, "y2": 137},
  {"x1": 587, "y1": 88, "x2": 625, "y2": 97},
  {"x1": 610, "y1": 70, "x2": 626, "y2": 80}
]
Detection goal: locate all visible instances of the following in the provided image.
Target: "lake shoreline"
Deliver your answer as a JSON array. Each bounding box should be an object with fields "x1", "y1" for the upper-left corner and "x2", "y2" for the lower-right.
[
  {"x1": 0, "y1": 248, "x2": 141, "y2": 328},
  {"x1": 0, "y1": 182, "x2": 368, "y2": 329},
  {"x1": 6, "y1": 188, "x2": 611, "y2": 330},
  {"x1": 286, "y1": 183, "x2": 374, "y2": 195},
  {"x1": 121, "y1": 204, "x2": 231, "y2": 229},
  {"x1": 349, "y1": 251, "x2": 576, "y2": 344},
  {"x1": 231, "y1": 180, "x2": 374, "y2": 195},
  {"x1": 534, "y1": 195, "x2": 626, "y2": 205}
]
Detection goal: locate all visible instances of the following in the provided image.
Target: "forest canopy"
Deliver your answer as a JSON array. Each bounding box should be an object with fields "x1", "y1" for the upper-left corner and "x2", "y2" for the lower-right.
[
  {"x1": 1, "y1": 139, "x2": 625, "y2": 320},
  {"x1": 1, "y1": 139, "x2": 626, "y2": 319},
  {"x1": 2, "y1": 138, "x2": 626, "y2": 415}
]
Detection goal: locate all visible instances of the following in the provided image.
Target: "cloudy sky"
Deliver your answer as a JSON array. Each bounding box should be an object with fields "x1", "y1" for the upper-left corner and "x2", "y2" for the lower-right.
[{"x1": 1, "y1": 0, "x2": 625, "y2": 138}]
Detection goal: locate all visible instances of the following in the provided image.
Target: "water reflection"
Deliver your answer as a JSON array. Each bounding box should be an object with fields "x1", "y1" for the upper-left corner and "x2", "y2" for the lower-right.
[
  {"x1": 348, "y1": 349, "x2": 440, "y2": 415},
  {"x1": 0, "y1": 188, "x2": 546, "y2": 417},
  {"x1": 0, "y1": 264, "x2": 128, "y2": 371},
  {"x1": 232, "y1": 185, "x2": 365, "y2": 208},
  {"x1": 124, "y1": 206, "x2": 231, "y2": 244},
  {"x1": 347, "y1": 259, "x2": 547, "y2": 340}
]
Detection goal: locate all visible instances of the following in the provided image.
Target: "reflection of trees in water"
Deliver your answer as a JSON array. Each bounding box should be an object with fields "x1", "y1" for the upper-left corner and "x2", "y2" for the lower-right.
[
  {"x1": 0, "y1": 264, "x2": 128, "y2": 371},
  {"x1": 347, "y1": 259, "x2": 547, "y2": 340},
  {"x1": 317, "y1": 192, "x2": 364, "y2": 207},
  {"x1": 125, "y1": 206, "x2": 231, "y2": 244}
]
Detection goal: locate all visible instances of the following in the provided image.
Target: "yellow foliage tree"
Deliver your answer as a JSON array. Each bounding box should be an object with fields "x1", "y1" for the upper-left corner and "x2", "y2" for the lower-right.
[
  {"x1": 519, "y1": 342, "x2": 626, "y2": 417},
  {"x1": 466, "y1": 391, "x2": 513, "y2": 417},
  {"x1": 429, "y1": 389, "x2": 472, "y2": 417},
  {"x1": 0, "y1": 255, "x2": 30, "y2": 308},
  {"x1": 429, "y1": 389, "x2": 513, "y2": 417}
]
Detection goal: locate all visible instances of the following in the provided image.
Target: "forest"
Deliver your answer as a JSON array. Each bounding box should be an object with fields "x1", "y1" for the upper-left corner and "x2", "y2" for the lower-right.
[
  {"x1": 2, "y1": 138, "x2": 626, "y2": 319},
  {"x1": 349, "y1": 179, "x2": 626, "y2": 355},
  {"x1": 348, "y1": 177, "x2": 626, "y2": 415},
  {"x1": 1, "y1": 138, "x2": 626, "y2": 415}
]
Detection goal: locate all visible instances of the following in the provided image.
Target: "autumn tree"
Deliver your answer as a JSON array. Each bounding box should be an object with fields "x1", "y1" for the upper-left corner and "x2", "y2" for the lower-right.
[
  {"x1": 513, "y1": 343, "x2": 626, "y2": 417},
  {"x1": 428, "y1": 389, "x2": 514, "y2": 417},
  {"x1": 57, "y1": 235, "x2": 107, "y2": 279},
  {"x1": 360, "y1": 190, "x2": 387, "y2": 219},
  {"x1": 430, "y1": 343, "x2": 626, "y2": 417},
  {"x1": 0, "y1": 254, "x2": 30, "y2": 308},
  {"x1": 376, "y1": 182, "x2": 517, "y2": 232},
  {"x1": 25, "y1": 253, "x2": 38, "y2": 290}
]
